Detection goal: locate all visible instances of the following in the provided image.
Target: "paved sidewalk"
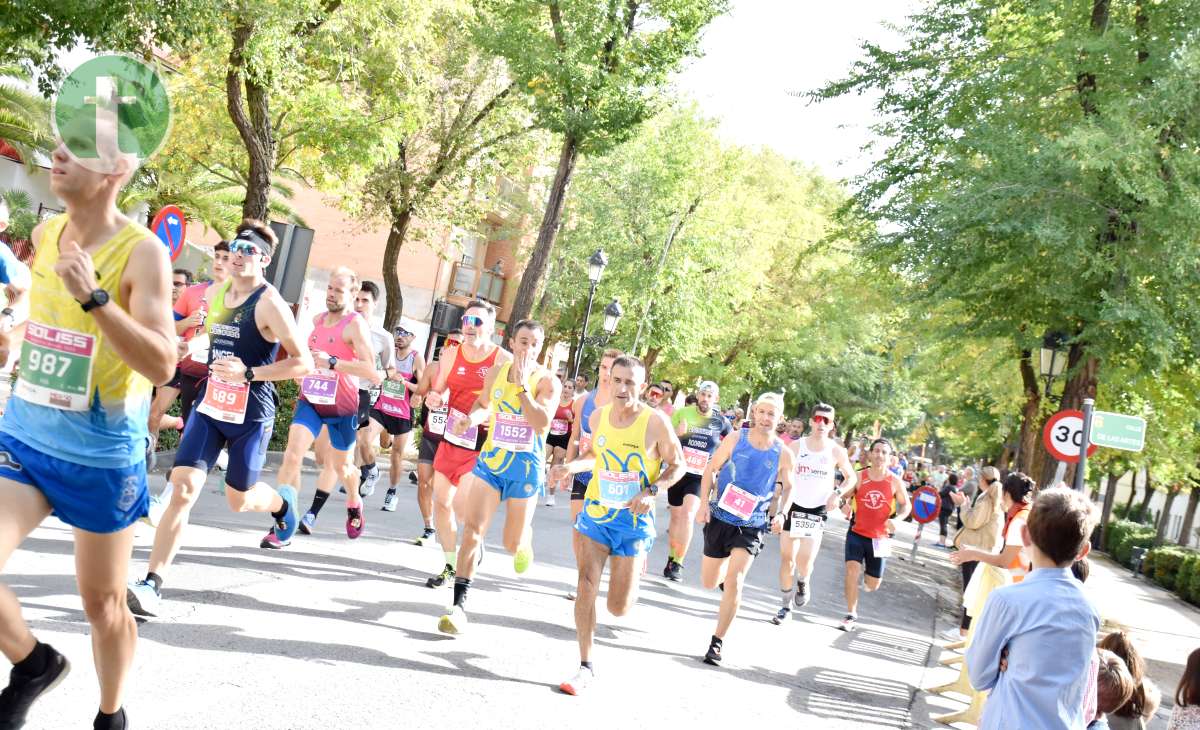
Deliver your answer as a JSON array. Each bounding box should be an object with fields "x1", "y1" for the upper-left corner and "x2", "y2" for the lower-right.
[{"x1": 6, "y1": 464, "x2": 967, "y2": 729}]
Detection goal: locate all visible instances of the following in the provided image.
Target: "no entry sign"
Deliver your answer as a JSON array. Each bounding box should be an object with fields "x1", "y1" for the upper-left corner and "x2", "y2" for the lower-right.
[
  {"x1": 150, "y1": 205, "x2": 186, "y2": 262},
  {"x1": 1043, "y1": 409, "x2": 1098, "y2": 464},
  {"x1": 910, "y1": 485, "x2": 942, "y2": 524}
]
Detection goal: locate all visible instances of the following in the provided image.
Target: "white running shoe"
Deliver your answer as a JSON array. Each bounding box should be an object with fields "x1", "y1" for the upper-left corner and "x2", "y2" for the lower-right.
[
  {"x1": 382, "y1": 490, "x2": 399, "y2": 512},
  {"x1": 126, "y1": 580, "x2": 161, "y2": 617},
  {"x1": 841, "y1": 614, "x2": 858, "y2": 632},
  {"x1": 941, "y1": 627, "x2": 965, "y2": 642},
  {"x1": 544, "y1": 493, "x2": 556, "y2": 507},
  {"x1": 139, "y1": 483, "x2": 172, "y2": 528},
  {"x1": 558, "y1": 666, "x2": 594, "y2": 695},
  {"x1": 359, "y1": 480, "x2": 376, "y2": 498},
  {"x1": 215, "y1": 449, "x2": 229, "y2": 472},
  {"x1": 438, "y1": 605, "x2": 468, "y2": 635}
]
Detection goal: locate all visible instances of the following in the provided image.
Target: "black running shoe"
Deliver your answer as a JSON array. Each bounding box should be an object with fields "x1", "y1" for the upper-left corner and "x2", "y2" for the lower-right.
[
  {"x1": 771, "y1": 606, "x2": 791, "y2": 625},
  {"x1": 703, "y1": 641, "x2": 723, "y2": 666},
  {"x1": 665, "y1": 560, "x2": 683, "y2": 582},
  {"x1": 0, "y1": 645, "x2": 70, "y2": 730},
  {"x1": 426, "y1": 565, "x2": 455, "y2": 588}
]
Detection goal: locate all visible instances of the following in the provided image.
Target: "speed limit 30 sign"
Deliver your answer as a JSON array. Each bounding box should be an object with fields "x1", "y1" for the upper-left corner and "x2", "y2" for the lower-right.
[{"x1": 1043, "y1": 409, "x2": 1099, "y2": 463}]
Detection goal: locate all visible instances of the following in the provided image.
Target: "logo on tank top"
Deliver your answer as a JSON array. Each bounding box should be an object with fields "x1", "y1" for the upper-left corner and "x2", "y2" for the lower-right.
[
  {"x1": 457, "y1": 366, "x2": 466, "y2": 375},
  {"x1": 861, "y1": 489, "x2": 888, "y2": 510},
  {"x1": 597, "y1": 435, "x2": 607, "y2": 448},
  {"x1": 494, "y1": 388, "x2": 503, "y2": 399},
  {"x1": 477, "y1": 366, "x2": 490, "y2": 378}
]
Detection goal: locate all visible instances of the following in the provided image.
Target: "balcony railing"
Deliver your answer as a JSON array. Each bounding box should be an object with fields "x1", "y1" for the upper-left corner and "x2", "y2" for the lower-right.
[{"x1": 448, "y1": 262, "x2": 505, "y2": 306}]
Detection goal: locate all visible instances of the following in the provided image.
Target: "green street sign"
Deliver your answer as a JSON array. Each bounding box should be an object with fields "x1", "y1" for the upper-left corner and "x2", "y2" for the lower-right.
[{"x1": 1090, "y1": 410, "x2": 1146, "y2": 452}]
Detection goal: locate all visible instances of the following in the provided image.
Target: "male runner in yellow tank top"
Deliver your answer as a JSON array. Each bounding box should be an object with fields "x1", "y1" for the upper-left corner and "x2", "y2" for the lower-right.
[
  {"x1": 550, "y1": 355, "x2": 685, "y2": 695},
  {"x1": 0, "y1": 116, "x2": 175, "y2": 730}
]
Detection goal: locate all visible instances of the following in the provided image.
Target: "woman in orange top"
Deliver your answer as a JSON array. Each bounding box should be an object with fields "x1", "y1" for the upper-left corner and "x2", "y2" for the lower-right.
[{"x1": 951, "y1": 472, "x2": 1036, "y2": 582}]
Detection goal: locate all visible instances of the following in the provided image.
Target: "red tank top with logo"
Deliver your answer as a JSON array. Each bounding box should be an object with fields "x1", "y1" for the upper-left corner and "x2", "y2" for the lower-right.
[
  {"x1": 443, "y1": 344, "x2": 499, "y2": 449},
  {"x1": 551, "y1": 402, "x2": 573, "y2": 437},
  {"x1": 851, "y1": 469, "x2": 896, "y2": 539},
  {"x1": 303, "y1": 311, "x2": 359, "y2": 417}
]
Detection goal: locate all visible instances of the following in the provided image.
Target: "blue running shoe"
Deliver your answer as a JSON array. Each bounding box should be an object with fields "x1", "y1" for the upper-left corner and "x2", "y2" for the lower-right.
[
  {"x1": 298, "y1": 510, "x2": 316, "y2": 535},
  {"x1": 276, "y1": 486, "x2": 300, "y2": 542}
]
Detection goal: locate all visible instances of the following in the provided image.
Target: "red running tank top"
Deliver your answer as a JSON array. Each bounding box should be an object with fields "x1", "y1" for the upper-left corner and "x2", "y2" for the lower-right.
[
  {"x1": 304, "y1": 311, "x2": 360, "y2": 417},
  {"x1": 851, "y1": 469, "x2": 896, "y2": 539},
  {"x1": 443, "y1": 344, "x2": 500, "y2": 449}
]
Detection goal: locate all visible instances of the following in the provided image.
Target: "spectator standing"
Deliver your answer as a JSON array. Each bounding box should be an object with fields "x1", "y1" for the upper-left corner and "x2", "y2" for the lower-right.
[
  {"x1": 1098, "y1": 631, "x2": 1160, "y2": 730},
  {"x1": 1169, "y1": 648, "x2": 1200, "y2": 730},
  {"x1": 965, "y1": 487, "x2": 1101, "y2": 730}
]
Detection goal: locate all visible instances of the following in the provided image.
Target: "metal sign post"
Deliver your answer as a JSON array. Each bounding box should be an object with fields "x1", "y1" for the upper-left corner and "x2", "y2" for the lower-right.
[{"x1": 1073, "y1": 399, "x2": 1095, "y2": 492}]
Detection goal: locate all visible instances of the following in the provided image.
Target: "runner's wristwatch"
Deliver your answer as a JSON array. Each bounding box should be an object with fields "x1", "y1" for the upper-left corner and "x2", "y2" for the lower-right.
[
  {"x1": 643, "y1": 483, "x2": 659, "y2": 496},
  {"x1": 328, "y1": 355, "x2": 339, "y2": 371},
  {"x1": 244, "y1": 367, "x2": 256, "y2": 383},
  {"x1": 80, "y1": 289, "x2": 109, "y2": 312}
]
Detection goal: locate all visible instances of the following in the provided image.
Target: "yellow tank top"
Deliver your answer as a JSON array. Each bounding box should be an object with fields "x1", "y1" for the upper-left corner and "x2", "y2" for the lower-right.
[
  {"x1": 477, "y1": 361, "x2": 551, "y2": 478},
  {"x1": 3, "y1": 214, "x2": 155, "y2": 468},
  {"x1": 584, "y1": 404, "x2": 661, "y2": 504}
]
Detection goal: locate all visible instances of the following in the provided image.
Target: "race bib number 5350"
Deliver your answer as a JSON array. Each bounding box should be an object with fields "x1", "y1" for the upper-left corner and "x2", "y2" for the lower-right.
[{"x1": 16, "y1": 322, "x2": 95, "y2": 411}]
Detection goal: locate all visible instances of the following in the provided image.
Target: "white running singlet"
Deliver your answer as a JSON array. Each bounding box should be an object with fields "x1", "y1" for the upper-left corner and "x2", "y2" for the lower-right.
[{"x1": 791, "y1": 438, "x2": 837, "y2": 507}]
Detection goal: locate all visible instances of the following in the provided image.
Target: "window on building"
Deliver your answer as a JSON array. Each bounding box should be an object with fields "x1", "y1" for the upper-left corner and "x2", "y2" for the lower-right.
[
  {"x1": 479, "y1": 271, "x2": 504, "y2": 304},
  {"x1": 450, "y1": 264, "x2": 476, "y2": 298},
  {"x1": 459, "y1": 233, "x2": 486, "y2": 267}
]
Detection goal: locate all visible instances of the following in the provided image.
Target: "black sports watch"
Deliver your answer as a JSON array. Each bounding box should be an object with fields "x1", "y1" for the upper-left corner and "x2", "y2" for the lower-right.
[
  {"x1": 327, "y1": 355, "x2": 339, "y2": 371},
  {"x1": 80, "y1": 289, "x2": 110, "y2": 313},
  {"x1": 244, "y1": 367, "x2": 256, "y2": 383},
  {"x1": 643, "y1": 483, "x2": 660, "y2": 497}
]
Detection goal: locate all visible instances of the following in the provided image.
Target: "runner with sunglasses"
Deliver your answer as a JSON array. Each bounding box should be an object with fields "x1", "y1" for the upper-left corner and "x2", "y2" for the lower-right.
[
  {"x1": 774, "y1": 403, "x2": 857, "y2": 624},
  {"x1": 127, "y1": 223, "x2": 314, "y2": 616},
  {"x1": 664, "y1": 380, "x2": 730, "y2": 581},
  {"x1": 437, "y1": 320, "x2": 559, "y2": 634},
  {"x1": 406, "y1": 330, "x2": 460, "y2": 544},
  {"x1": 284, "y1": 267, "x2": 380, "y2": 539},
  {"x1": 423, "y1": 301, "x2": 511, "y2": 588},
  {"x1": 377, "y1": 325, "x2": 425, "y2": 512}
]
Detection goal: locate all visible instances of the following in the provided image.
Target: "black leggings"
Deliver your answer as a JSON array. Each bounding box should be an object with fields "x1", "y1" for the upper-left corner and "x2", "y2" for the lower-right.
[
  {"x1": 960, "y1": 560, "x2": 978, "y2": 631},
  {"x1": 938, "y1": 510, "x2": 953, "y2": 538}
]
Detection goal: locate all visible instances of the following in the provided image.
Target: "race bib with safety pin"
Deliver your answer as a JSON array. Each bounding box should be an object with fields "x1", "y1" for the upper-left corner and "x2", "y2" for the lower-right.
[
  {"x1": 597, "y1": 470, "x2": 641, "y2": 509},
  {"x1": 717, "y1": 483, "x2": 759, "y2": 521},
  {"x1": 300, "y1": 369, "x2": 338, "y2": 405},
  {"x1": 197, "y1": 377, "x2": 249, "y2": 424},
  {"x1": 442, "y1": 407, "x2": 480, "y2": 449},
  {"x1": 550, "y1": 418, "x2": 569, "y2": 436},
  {"x1": 376, "y1": 380, "x2": 409, "y2": 417},
  {"x1": 492, "y1": 412, "x2": 534, "y2": 452},
  {"x1": 789, "y1": 510, "x2": 825, "y2": 539},
  {"x1": 17, "y1": 321, "x2": 96, "y2": 411},
  {"x1": 873, "y1": 537, "x2": 893, "y2": 559},
  {"x1": 427, "y1": 406, "x2": 448, "y2": 435}
]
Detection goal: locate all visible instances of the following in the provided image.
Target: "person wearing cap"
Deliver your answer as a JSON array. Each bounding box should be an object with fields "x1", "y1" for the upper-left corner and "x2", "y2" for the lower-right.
[
  {"x1": 664, "y1": 380, "x2": 731, "y2": 581},
  {"x1": 374, "y1": 324, "x2": 425, "y2": 512}
]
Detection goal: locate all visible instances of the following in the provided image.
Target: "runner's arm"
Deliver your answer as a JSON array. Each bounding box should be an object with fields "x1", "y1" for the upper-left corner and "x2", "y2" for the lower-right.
[
  {"x1": 329, "y1": 317, "x2": 381, "y2": 383},
  {"x1": 563, "y1": 393, "x2": 587, "y2": 465},
  {"x1": 424, "y1": 345, "x2": 457, "y2": 406},
  {"x1": 402, "y1": 352, "x2": 426, "y2": 391},
  {"x1": 770, "y1": 445, "x2": 796, "y2": 520},
  {"x1": 460, "y1": 366, "x2": 499, "y2": 428},
  {"x1": 699, "y1": 430, "x2": 740, "y2": 504},
  {"x1": 834, "y1": 445, "x2": 858, "y2": 493},
  {"x1": 649, "y1": 411, "x2": 686, "y2": 491},
  {"x1": 79, "y1": 236, "x2": 176, "y2": 385},
  {"x1": 517, "y1": 371, "x2": 559, "y2": 432},
  {"x1": 892, "y1": 476, "x2": 912, "y2": 521},
  {"x1": 216, "y1": 289, "x2": 312, "y2": 383},
  {"x1": 558, "y1": 408, "x2": 600, "y2": 475}
]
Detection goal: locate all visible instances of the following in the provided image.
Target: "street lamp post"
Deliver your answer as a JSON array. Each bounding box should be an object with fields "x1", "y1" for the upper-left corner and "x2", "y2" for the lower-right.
[
  {"x1": 575, "y1": 299, "x2": 623, "y2": 379},
  {"x1": 1039, "y1": 331, "x2": 1068, "y2": 399},
  {"x1": 572, "y1": 250, "x2": 608, "y2": 380}
]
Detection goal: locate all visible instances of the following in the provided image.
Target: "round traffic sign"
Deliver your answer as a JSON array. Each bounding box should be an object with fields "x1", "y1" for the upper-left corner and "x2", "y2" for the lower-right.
[
  {"x1": 150, "y1": 205, "x2": 186, "y2": 262},
  {"x1": 1042, "y1": 409, "x2": 1098, "y2": 464},
  {"x1": 910, "y1": 485, "x2": 942, "y2": 524}
]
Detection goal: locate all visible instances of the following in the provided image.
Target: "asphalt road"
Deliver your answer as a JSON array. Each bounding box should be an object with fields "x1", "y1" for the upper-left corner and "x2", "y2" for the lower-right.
[{"x1": 6, "y1": 461, "x2": 971, "y2": 729}]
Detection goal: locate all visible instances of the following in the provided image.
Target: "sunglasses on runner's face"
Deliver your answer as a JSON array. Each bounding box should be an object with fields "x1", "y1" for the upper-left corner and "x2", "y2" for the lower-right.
[
  {"x1": 812, "y1": 415, "x2": 831, "y2": 425},
  {"x1": 394, "y1": 328, "x2": 413, "y2": 338},
  {"x1": 229, "y1": 241, "x2": 262, "y2": 257},
  {"x1": 648, "y1": 389, "x2": 663, "y2": 398},
  {"x1": 461, "y1": 315, "x2": 484, "y2": 328}
]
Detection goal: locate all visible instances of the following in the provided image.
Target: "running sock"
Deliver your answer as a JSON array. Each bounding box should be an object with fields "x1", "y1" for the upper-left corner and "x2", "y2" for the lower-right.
[
  {"x1": 453, "y1": 577, "x2": 472, "y2": 607},
  {"x1": 309, "y1": 491, "x2": 330, "y2": 516},
  {"x1": 346, "y1": 496, "x2": 362, "y2": 509},
  {"x1": 93, "y1": 707, "x2": 127, "y2": 730},
  {"x1": 444, "y1": 551, "x2": 456, "y2": 568},
  {"x1": 145, "y1": 572, "x2": 164, "y2": 595},
  {"x1": 668, "y1": 545, "x2": 678, "y2": 561},
  {"x1": 709, "y1": 635, "x2": 723, "y2": 648},
  {"x1": 13, "y1": 641, "x2": 51, "y2": 677},
  {"x1": 271, "y1": 500, "x2": 289, "y2": 521},
  {"x1": 580, "y1": 661, "x2": 593, "y2": 671},
  {"x1": 781, "y1": 588, "x2": 795, "y2": 608}
]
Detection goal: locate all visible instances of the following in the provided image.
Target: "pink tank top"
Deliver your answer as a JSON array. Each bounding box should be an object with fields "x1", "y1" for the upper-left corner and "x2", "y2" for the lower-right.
[{"x1": 302, "y1": 311, "x2": 359, "y2": 417}]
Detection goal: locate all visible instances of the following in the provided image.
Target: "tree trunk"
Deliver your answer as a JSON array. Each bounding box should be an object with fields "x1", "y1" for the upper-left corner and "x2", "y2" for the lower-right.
[
  {"x1": 1156, "y1": 484, "x2": 1180, "y2": 545},
  {"x1": 381, "y1": 206, "x2": 413, "y2": 331},
  {"x1": 1138, "y1": 464, "x2": 1156, "y2": 522},
  {"x1": 1015, "y1": 350, "x2": 1041, "y2": 474},
  {"x1": 507, "y1": 134, "x2": 580, "y2": 341},
  {"x1": 226, "y1": 18, "x2": 276, "y2": 222},
  {"x1": 1124, "y1": 468, "x2": 1139, "y2": 516},
  {"x1": 643, "y1": 346, "x2": 660, "y2": 373},
  {"x1": 1177, "y1": 485, "x2": 1200, "y2": 548},
  {"x1": 1099, "y1": 471, "x2": 1122, "y2": 548},
  {"x1": 1041, "y1": 347, "x2": 1100, "y2": 488}
]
